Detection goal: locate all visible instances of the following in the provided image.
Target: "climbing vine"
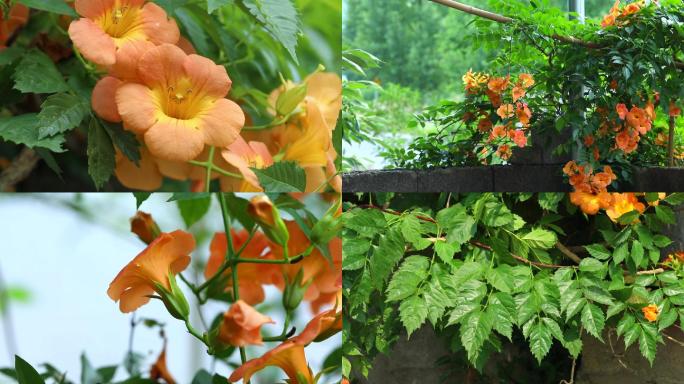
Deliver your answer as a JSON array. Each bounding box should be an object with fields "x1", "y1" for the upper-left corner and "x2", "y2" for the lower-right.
[{"x1": 342, "y1": 192, "x2": 684, "y2": 382}]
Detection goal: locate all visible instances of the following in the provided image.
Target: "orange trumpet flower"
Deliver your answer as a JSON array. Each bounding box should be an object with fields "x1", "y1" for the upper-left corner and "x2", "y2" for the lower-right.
[{"x1": 218, "y1": 300, "x2": 275, "y2": 347}]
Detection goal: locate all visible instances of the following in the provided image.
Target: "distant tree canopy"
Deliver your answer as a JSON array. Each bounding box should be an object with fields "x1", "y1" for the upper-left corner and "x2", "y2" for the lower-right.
[{"x1": 343, "y1": 0, "x2": 615, "y2": 97}]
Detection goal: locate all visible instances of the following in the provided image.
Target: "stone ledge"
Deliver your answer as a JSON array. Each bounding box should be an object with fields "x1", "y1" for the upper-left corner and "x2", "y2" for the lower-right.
[{"x1": 342, "y1": 166, "x2": 684, "y2": 192}]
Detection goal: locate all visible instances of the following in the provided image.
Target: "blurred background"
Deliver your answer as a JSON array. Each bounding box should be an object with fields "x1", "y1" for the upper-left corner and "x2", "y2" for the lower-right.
[
  {"x1": 342, "y1": 0, "x2": 616, "y2": 169},
  {"x1": 0, "y1": 193, "x2": 339, "y2": 383}
]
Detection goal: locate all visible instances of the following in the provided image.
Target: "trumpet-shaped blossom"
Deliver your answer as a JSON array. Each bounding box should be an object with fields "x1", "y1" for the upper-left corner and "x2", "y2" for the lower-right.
[
  {"x1": 642, "y1": 304, "x2": 659, "y2": 322},
  {"x1": 107, "y1": 230, "x2": 194, "y2": 312},
  {"x1": 221, "y1": 136, "x2": 274, "y2": 192},
  {"x1": 116, "y1": 44, "x2": 244, "y2": 161},
  {"x1": 150, "y1": 344, "x2": 176, "y2": 384},
  {"x1": 228, "y1": 339, "x2": 313, "y2": 384},
  {"x1": 218, "y1": 300, "x2": 275, "y2": 347},
  {"x1": 68, "y1": 0, "x2": 179, "y2": 66},
  {"x1": 605, "y1": 193, "x2": 645, "y2": 223}
]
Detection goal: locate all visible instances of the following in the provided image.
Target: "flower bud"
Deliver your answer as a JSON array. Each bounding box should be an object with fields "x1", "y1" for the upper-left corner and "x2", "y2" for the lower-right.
[
  {"x1": 311, "y1": 199, "x2": 342, "y2": 245},
  {"x1": 248, "y1": 196, "x2": 289, "y2": 247},
  {"x1": 155, "y1": 272, "x2": 190, "y2": 320},
  {"x1": 130, "y1": 211, "x2": 161, "y2": 244},
  {"x1": 282, "y1": 269, "x2": 311, "y2": 312},
  {"x1": 275, "y1": 83, "x2": 307, "y2": 116}
]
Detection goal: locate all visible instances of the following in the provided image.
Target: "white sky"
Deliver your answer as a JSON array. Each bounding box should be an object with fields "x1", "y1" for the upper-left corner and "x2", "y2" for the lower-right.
[{"x1": 0, "y1": 193, "x2": 339, "y2": 384}]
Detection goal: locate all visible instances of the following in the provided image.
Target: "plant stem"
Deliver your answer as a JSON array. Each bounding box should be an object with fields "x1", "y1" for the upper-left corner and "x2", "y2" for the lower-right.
[
  {"x1": 204, "y1": 146, "x2": 216, "y2": 193},
  {"x1": 184, "y1": 319, "x2": 205, "y2": 344},
  {"x1": 243, "y1": 111, "x2": 298, "y2": 131}
]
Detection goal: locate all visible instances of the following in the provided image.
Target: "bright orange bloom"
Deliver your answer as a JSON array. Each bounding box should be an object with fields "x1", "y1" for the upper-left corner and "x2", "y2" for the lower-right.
[
  {"x1": 512, "y1": 85, "x2": 525, "y2": 102},
  {"x1": 496, "y1": 104, "x2": 515, "y2": 119},
  {"x1": 0, "y1": 4, "x2": 28, "y2": 49},
  {"x1": 647, "y1": 193, "x2": 666, "y2": 206},
  {"x1": 228, "y1": 339, "x2": 313, "y2": 384},
  {"x1": 591, "y1": 166, "x2": 617, "y2": 190},
  {"x1": 218, "y1": 300, "x2": 275, "y2": 347},
  {"x1": 655, "y1": 132, "x2": 668, "y2": 146},
  {"x1": 463, "y1": 69, "x2": 489, "y2": 94},
  {"x1": 518, "y1": 73, "x2": 535, "y2": 89},
  {"x1": 515, "y1": 102, "x2": 532, "y2": 125},
  {"x1": 670, "y1": 101, "x2": 681, "y2": 117},
  {"x1": 68, "y1": 0, "x2": 179, "y2": 66},
  {"x1": 221, "y1": 136, "x2": 274, "y2": 192},
  {"x1": 293, "y1": 307, "x2": 342, "y2": 345},
  {"x1": 150, "y1": 343, "x2": 176, "y2": 384},
  {"x1": 605, "y1": 193, "x2": 645, "y2": 223},
  {"x1": 601, "y1": 13, "x2": 617, "y2": 28},
  {"x1": 487, "y1": 76, "x2": 510, "y2": 93},
  {"x1": 486, "y1": 89, "x2": 502, "y2": 107},
  {"x1": 204, "y1": 230, "x2": 278, "y2": 305},
  {"x1": 616, "y1": 103, "x2": 628, "y2": 120},
  {"x1": 642, "y1": 304, "x2": 659, "y2": 322},
  {"x1": 496, "y1": 145, "x2": 512, "y2": 160},
  {"x1": 626, "y1": 106, "x2": 651, "y2": 134},
  {"x1": 570, "y1": 191, "x2": 613, "y2": 215},
  {"x1": 616, "y1": 129, "x2": 639, "y2": 153},
  {"x1": 107, "y1": 230, "x2": 194, "y2": 312},
  {"x1": 490, "y1": 125, "x2": 506, "y2": 140},
  {"x1": 512, "y1": 130, "x2": 527, "y2": 148},
  {"x1": 116, "y1": 44, "x2": 244, "y2": 161},
  {"x1": 645, "y1": 101, "x2": 656, "y2": 121},
  {"x1": 583, "y1": 135, "x2": 595, "y2": 147},
  {"x1": 622, "y1": 2, "x2": 641, "y2": 16}
]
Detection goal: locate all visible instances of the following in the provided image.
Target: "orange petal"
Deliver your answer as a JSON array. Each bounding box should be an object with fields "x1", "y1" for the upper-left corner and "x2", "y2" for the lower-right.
[
  {"x1": 198, "y1": 98, "x2": 244, "y2": 147},
  {"x1": 68, "y1": 18, "x2": 117, "y2": 66},
  {"x1": 92, "y1": 76, "x2": 123, "y2": 123},
  {"x1": 109, "y1": 39, "x2": 156, "y2": 82},
  {"x1": 183, "y1": 53, "x2": 232, "y2": 98},
  {"x1": 138, "y1": 44, "x2": 186, "y2": 88},
  {"x1": 114, "y1": 148, "x2": 163, "y2": 190},
  {"x1": 144, "y1": 118, "x2": 205, "y2": 161},
  {"x1": 116, "y1": 83, "x2": 159, "y2": 133},
  {"x1": 155, "y1": 158, "x2": 193, "y2": 180},
  {"x1": 74, "y1": 0, "x2": 116, "y2": 19},
  {"x1": 140, "y1": 2, "x2": 180, "y2": 45},
  {"x1": 118, "y1": 284, "x2": 154, "y2": 313}
]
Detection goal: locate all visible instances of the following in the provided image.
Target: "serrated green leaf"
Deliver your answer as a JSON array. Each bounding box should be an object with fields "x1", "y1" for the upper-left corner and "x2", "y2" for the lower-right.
[
  {"x1": 101, "y1": 120, "x2": 141, "y2": 166},
  {"x1": 207, "y1": 0, "x2": 233, "y2": 13},
  {"x1": 606, "y1": 302, "x2": 626, "y2": 319},
  {"x1": 486, "y1": 265, "x2": 514, "y2": 293},
  {"x1": 584, "y1": 244, "x2": 611, "y2": 260},
  {"x1": 37, "y1": 93, "x2": 89, "y2": 138},
  {"x1": 451, "y1": 261, "x2": 484, "y2": 286},
  {"x1": 13, "y1": 50, "x2": 69, "y2": 94},
  {"x1": 0, "y1": 113, "x2": 65, "y2": 152},
  {"x1": 538, "y1": 193, "x2": 564, "y2": 212},
  {"x1": 655, "y1": 205, "x2": 676, "y2": 224},
  {"x1": 658, "y1": 309, "x2": 678, "y2": 331},
  {"x1": 581, "y1": 303, "x2": 605, "y2": 341},
  {"x1": 399, "y1": 294, "x2": 428, "y2": 338},
  {"x1": 612, "y1": 243, "x2": 628, "y2": 264},
  {"x1": 342, "y1": 238, "x2": 369, "y2": 271},
  {"x1": 529, "y1": 321, "x2": 552, "y2": 363},
  {"x1": 460, "y1": 309, "x2": 493, "y2": 363},
  {"x1": 87, "y1": 118, "x2": 115, "y2": 189},
  {"x1": 369, "y1": 228, "x2": 404, "y2": 289},
  {"x1": 434, "y1": 240, "x2": 457, "y2": 264},
  {"x1": 386, "y1": 256, "x2": 429, "y2": 302},
  {"x1": 344, "y1": 208, "x2": 385, "y2": 235},
  {"x1": 448, "y1": 301, "x2": 479, "y2": 325},
  {"x1": 400, "y1": 214, "x2": 423, "y2": 244},
  {"x1": 631, "y1": 241, "x2": 644, "y2": 268},
  {"x1": 521, "y1": 228, "x2": 557, "y2": 249},
  {"x1": 252, "y1": 161, "x2": 306, "y2": 192},
  {"x1": 562, "y1": 327, "x2": 583, "y2": 358},
  {"x1": 241, "y1": 0, "x2": 301, "y2": 63},
  {"x1": 638, "y1": 323, "x2": 657, "y2": 365},
  {"x1": 623, "y1": 321, "x2": 641, "y2": 349},
  {"x1": 579, "y1": 258, "x2": 604, "y2": 273},
  {"x1": 664, "y1": 193, "x2": 684, "y2": 205},
  {"x1": 487, "y1": 292, "x2": 515, "y2": 340},
  {"x1": 618, "y1": 210, "x2": 640, "y2": 225},
  {"x1": 444, "y1": 213, "x2": 477, "y2": 245}
]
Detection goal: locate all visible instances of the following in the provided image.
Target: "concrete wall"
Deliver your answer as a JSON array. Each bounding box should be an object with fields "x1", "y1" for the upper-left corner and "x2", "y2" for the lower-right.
[{"x1": 343, "y1": 167, "x2": 684, "y2": 192}]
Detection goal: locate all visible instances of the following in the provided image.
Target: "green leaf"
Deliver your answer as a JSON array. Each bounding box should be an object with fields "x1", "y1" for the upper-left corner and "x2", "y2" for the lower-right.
[
  {"x1": 487, "y1": 292, "x2": 515, "y2": 340},
  {"x1": 369, "y1": 228, "x2": 404, "y2": 289},
  {"x1": 342, "y1": 238, "x2": 369, "y2": 271},
  {"x1": 538, "y1": 193, "x2": 564, "y2": 212},
  {"x1": 445, "y1": 214, "x2": 476, "y2": 245},
  {"x1": 177, "y1": 195, "x2": 211, "y2": 227},
  {"x1": 521, "y1": 228, "x2": 557, "y2": 249},
  {"x1": 584, "y1": 244, "x2": 611, "y2": 260},
  {"x1": 460, "y1": 310, "x2": 493, "y2": 363},
  {"x1": 133, "y1": 193, "x2": 151, "y2": 209},
  {"x1": 252, "y1": 161, "x2": 306, "y2": 192},
  {"x1": 434, "y1": 240, "x2": 457, "y2": 264},
  {"x1": 400, "y1": 214, "x2": 424, "y2": 246},
  {"x1": 14, "y1": 355, "x2": 45, "y2": 384},
  {"x1": 653, "y1": 234, "x2": 672, "y2": 248},
  {"x1": 486, "y1": 265, "x2": 515, "y2": 293},
  {"x1": 399, "y1": 294, "x2": 428, "y2": 338},
  {"x1": 424, "y1": 266, "x2": 453, "y2": 325},
  {"x1": 101, "y1": 121, "x2": 141, "y2": 166},
  {"x1": 631, "y1": 241, "x2": 644, "y2": 268},
  {"x1": 207, "y1": 0, "x2": 233, "y2": 13},
  {"x1": 655, "y1": 205, "x2": 676, "y2": 225},
  {"x1": 617, "y1": 210, "x2": 640, "y2": 225},
  {"x1": 16, "y1": 0, "x2": 77, "y2": 16},
  {"x1": 81, "y1": 353, "x2": 101, "y2": 384},
  {"x1": 581, "y1": 303, "x2": 605, "y2": 341},
  {"x1": 612, "y1": 243, "x2": 628, "y2": 264},
  {"x1": 579, "y1": 258, "x2": 604, "y2": 273},
  {"x1": 529, "y1": 321, "x2": 552, "y2": 363},
  {"x1": 222, "y1": 193, "x2": 255, "y2": 231},
  {"x1": 386, "y1": 256, "x2": 429, "y2": 302},
  {"x1": 344, "y1": 208, "x2": 385, "y2": 235},
  {"x1": 13, "y1": 50, "x2": 69, "y2": 94},
  {"x1": 37, "y1": 93, "x2": 89, "y2": 139},
  {"x1": 241, "y1": 0, "x2": 301, "y2": 63},
  {"x1": 638, "y1": 323, "x2": 657, "y2": 365},
  {"x1": 623, "y1": 322, "x2": 641, "y2": 349},
  {"x1": 606, "y1": 302, "x2": 626, "y2": 319},
  {"x1": 87, "y1": 118, "x2": 115, "y2": 189},
  {"x1": 664, "y1": 193, "x2": 684, "y2": 205},
  {"x1": 0, "y1": 114, "x2": 65, "y2": 152},
  {"x1": 451, "y1": 261, "x2": 484, "y2": 286}
]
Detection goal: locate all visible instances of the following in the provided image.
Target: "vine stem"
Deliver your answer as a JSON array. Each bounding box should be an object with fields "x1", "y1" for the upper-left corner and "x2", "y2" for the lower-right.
[{"x1": 204, "y1": 146, "x2": 216, "y2": 193}]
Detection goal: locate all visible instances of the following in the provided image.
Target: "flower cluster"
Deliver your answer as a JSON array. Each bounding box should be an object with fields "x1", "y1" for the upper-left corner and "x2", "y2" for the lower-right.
[
  {"x1": 68, "y1": 0, "x2": 341, "y2": 192},
  {"x1": 461, "y1": 70, "x2": 535, "y2": 163},
  {"x1": 601, "y1": 0, "x2": 650, "y2": 29},
  {"x1": 108, "y1": 194, "x2": 341, "y2": 383}
]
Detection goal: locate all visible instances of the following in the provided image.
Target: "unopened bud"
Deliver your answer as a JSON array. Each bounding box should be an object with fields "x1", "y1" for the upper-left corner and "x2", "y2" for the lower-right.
[
  {"x1": 275, "y1": 83, "x2": 307, "y2": 116},
  {"x1": 248, "y1": 196, "x2": 289, "y2": 247},
  {"x1": 155, "y1": 272, "x2": 190, "y2": 321},
  {"x1": 282, "y1": 269, "x2": 310, "y2": 312},
  {"x1": 130, "y1": 211, "x2": 161, "y2": 244}
]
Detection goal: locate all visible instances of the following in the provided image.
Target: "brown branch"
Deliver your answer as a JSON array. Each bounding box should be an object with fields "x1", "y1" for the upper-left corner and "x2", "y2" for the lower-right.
[
  {"x1": 668, "y1": 116, "x2": 676, "y2": 167},
  {"x1": 635, "y1": 268, "x2": 665, "y2": 275},
  {"x1": 469, "y1": 240, "x2": 568, "y2": 269},
  {"x1": 0, "y1": 147, "x2": 40, "y2": 191},
  {"x1": 555, "y1": 242, "x2": 582, "y2": 264}
]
